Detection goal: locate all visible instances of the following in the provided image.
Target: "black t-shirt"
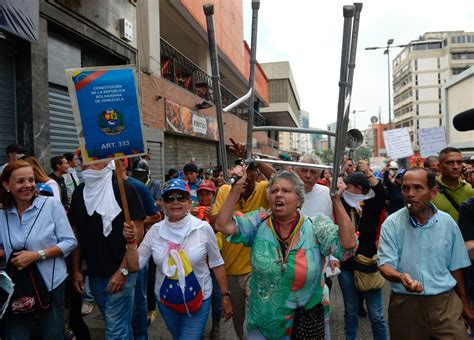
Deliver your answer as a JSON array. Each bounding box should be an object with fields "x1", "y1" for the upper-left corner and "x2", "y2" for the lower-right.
[
  {"x1": 68, "y1": 177, "x2": 145, "y2": 277},
  {"x1": 49, "y1": 172, "x2": 69, "y2": 209},
  {"x1": 341, "y1": 181, "x2": 386, "y2": 270},
  {"x1": 459, "y1": 198, "x2": 474, "y2": 291}
]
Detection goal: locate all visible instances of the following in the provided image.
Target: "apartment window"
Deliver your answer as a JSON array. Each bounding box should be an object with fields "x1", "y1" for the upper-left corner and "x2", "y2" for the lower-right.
[
  {"x1": 438, "y1": 88, "x2": 441, "y2": 99},
  {"x1": 416, "y1": 104, "x2": 419, "y2": 116},
  {"x1": 452, "y1": 52, "x2": 474, "y2": 60},
  {"x1": 453, "y1": 67, "x2": 469, "y2": 75},
  {"x1": 438, "y1": 73, "x2": 441, "y2": 84},
  {"x1": 437, "y1": 58, "x2": 440, "y2": 69},
  {"x1": 439, "y1": 119, "x2": 443, "y2": 126},
  {"x1": 439, "y1": 103, "x2": 442, "y2": 114},
  {"x1": 415, "y1": 89, "x2": 419, "y2": 100},
  {"x1": 416, "y1": 120, "x2": 419, "y2": 129},
  {"x1": 468, "y1": 35, "x2": 472, "y2": 43},
  {"x1": 415, "y1": 75, "x2": 418, "y2": 85},
  {"x1": 451, "y1": 36, "x2": 456, "y2": 44},
  {"x1": 414, "y1": 59, "x2": 418, "y2": 71}
]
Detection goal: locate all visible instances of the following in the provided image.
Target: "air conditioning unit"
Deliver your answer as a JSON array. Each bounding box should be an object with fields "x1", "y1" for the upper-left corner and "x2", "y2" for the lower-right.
[{"x1": 119, "y1": 18, "x2": 133, "y2": 42}]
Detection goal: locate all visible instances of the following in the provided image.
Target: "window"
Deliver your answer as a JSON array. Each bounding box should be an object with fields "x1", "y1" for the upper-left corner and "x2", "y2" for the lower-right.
[
  {"x1": 453, "y1": 67, "x2": 469, "y2": 75},
  {"x1": 438, "y1": 73, "x2": 441, "y2": 84},
  {"x1": 415, "y1": 89, "x2": 419, "y2": 100},
  {"x1": 439, "y1": 103, "x2": 442, "y2": 114},
  {"x1": 415, "y1": 75, "x2": 418, "y2": 85},
  {"x1": 416, "y1": 120, "x2": 419, "y2": 129},
  {"x1": 437, "y1": 58, "x2": 440, "y2": 69},
  {"x1": 439, "y1": 119, "x2": 442, "y2": 126},
  {"x1": 438, "y1": 88, "x2": 441, "y2": 99},
  {"x1": 452, "y1": 52, "x2": 474, "y2": 60},
  {"x1": 414, "y1": 59, "x2": 418, "y2": 71},
  {"x1": 416, "y1": 104, "x2": 419, "y2": 116}
]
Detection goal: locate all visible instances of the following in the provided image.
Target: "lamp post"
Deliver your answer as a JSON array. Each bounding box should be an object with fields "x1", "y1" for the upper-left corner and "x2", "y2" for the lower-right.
[
  {"x1": 352, "y1": 109, "x2": 366, "y2": 129},
  {"x1": 365, "y1": 39, "x2": 407, "y2": 128}
]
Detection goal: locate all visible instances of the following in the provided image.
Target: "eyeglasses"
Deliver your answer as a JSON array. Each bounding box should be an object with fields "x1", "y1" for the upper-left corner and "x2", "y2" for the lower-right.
[
  {"x1": 163, "y1": 193, "x2": 189, "y2": 203},
  {"x1": 298, "y1": 168, "x2": 319, "y2": 175}
]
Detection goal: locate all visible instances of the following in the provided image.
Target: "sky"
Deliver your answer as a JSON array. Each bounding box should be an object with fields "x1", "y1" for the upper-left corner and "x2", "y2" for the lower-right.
[{"x1": 243, "y1": 0, "x2": 474, "y2": 131}]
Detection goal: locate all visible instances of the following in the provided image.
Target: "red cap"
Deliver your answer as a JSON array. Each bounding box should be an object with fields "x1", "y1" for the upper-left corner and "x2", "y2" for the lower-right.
[{"x1": 197, "y1": 180, "x2": 216, "y2": 193}]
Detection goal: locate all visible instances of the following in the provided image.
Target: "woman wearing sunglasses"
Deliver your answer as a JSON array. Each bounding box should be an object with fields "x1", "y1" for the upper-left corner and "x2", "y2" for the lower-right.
[{"x1": 127, "y1": 178, "x2": 232, "y2": 339}]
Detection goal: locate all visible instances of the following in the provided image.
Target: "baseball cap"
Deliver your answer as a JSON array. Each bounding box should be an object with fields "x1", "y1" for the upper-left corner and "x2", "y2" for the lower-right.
[
  {"x1": 36, "y1": 183, "x2": 54, "y2": 197},
  {"x1": 197, "y1": 180, "x2": 216, "y2": 193},
  {"x1": 183, "y1": 163, "x2": 198, "y2": 173},
  {"x1": 162, "y1": 178, "x2": 190, "y2": 197},
  {"x1": 395, "y1": 169, "x2": 406, "y2": 178},
  {"x1": 343, "y1": 173, "x2": 371, "y2": 193}
]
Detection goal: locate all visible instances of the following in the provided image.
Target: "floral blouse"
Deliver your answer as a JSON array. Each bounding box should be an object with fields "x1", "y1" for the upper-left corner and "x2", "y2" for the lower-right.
[{"x1": 229, "y1": 208, "x2": 356, "y2": 339}]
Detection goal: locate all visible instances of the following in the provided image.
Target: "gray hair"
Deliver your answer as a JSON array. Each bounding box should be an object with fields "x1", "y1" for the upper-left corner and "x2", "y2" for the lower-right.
[
  {"x1": 267, "y1": 170, "x2": 305, "y2": 207},
  {"x1": 299, "y1": 153, "x2": 322, "y2": 165}
]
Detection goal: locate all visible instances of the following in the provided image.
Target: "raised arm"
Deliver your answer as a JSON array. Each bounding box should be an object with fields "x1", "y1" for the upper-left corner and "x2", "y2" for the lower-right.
[
  {"x1": 215, "y1": 166, "x2": 247, "y2": 235},
  {"x1": 332, "y1": 177, "x2": 356, "y2": 249}
]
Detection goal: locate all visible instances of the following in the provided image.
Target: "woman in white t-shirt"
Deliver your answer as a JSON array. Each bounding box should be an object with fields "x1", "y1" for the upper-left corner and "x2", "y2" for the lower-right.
[{"x1": 135, "y1": 179, "x2": 232, "y2": 339}]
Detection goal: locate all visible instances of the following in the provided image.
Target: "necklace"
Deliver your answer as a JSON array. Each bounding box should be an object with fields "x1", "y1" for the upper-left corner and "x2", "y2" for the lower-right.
[{"x1": 269, "y1": 213, "x2": 304, "y2": 272}]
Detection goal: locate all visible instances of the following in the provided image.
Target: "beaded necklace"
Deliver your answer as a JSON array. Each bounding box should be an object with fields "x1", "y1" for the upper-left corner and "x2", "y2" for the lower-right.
[{"x1": 269, "y1": 213, "x2": 304, "y2": 272}]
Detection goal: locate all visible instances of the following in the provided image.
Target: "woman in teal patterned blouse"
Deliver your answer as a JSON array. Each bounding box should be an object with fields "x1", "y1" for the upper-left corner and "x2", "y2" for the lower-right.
[{"x1": 215, "y1": 169, "x2": 357, "y2": 339}]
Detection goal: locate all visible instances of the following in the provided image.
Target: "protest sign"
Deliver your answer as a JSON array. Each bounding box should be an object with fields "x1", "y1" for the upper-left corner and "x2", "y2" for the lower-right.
[
  {"x1": 65, "y1": 65, "x2": 146, "y2": 164},
  {"x1": 418, "y1": 127, "x2": 447, "y2": 158},
  {"x1": 383, "y1": 128, "x2": 414, "y2": 159}
]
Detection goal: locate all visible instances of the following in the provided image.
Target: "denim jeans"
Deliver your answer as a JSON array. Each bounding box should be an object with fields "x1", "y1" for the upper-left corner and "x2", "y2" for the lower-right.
[
  {"x1": 89, "y1": 272, "x2": 137, "y2": 340},
  {"x1": 132, "y1": 266, "x2": 149, "y2": 340},
  {"x1": 210, "y1": 270, "x2": 222, "y2": 321},
  {"x1": 338, "y1": 269, "x2": 387, "y2": 340},
  {"x1": 83, "y1": 275, "x2": 94, "y2": 302},
  {"x1": 5, "y1": 281, "x2": 66, "y2": 340},
  {"x1": 157, "y1": 297, "x2": 211, "y2": 340}
]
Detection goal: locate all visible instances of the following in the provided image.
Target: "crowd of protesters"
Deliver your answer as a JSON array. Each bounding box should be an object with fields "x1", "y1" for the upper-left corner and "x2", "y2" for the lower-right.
[{"x1": 0, "y1": 137, "x2": 474, "y2": 340}]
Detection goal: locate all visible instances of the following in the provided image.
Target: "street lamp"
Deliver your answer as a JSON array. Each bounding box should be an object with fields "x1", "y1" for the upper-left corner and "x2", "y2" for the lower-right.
[
  {"x1": 365, "y1": 39, "x2": 407, "y2": 127},
  {"x1": 352, "y1": 109, "x2": 366, "y2": 129}
]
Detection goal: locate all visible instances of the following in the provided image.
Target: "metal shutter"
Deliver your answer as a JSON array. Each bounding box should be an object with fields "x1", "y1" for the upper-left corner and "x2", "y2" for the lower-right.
[
  {"x1": 147, "y1": 140, "x2": 164, "y2": 183},
  {"x1": 48, "y1": 85, "x2": 79, "y2": 157},
  {"x1": 0, "y1": 40, "x2": 16, "y2": 165}
]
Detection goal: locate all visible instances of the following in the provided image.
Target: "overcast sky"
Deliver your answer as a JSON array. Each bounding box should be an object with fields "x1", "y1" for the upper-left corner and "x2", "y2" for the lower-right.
[{"x1": 243, "y1": 0, "x2": 474, "y2": 131}]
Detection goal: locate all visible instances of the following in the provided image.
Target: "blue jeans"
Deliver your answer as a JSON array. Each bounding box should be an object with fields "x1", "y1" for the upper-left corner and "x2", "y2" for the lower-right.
[
  {"x1": 83, "y1": 275, "x2": 94, "y2": 302},
  {"x1": 5, "y1": 281, "x2": 66, "y2": 340},
  {"x1": 338, "y1": 269, "x2": 387, "y2": 340},
  {"x1": 157, "y1": 297, "x2": 211, "y2": 340},
  {"x1": 89, "y1": 272, "x2": 137, "y2": 340},
  {"x1": 132, "y1": 266, "x2": 149, "y2": 340},
  {"x1": 210, "y1": 271, "x2": 222, "y2": 321}
]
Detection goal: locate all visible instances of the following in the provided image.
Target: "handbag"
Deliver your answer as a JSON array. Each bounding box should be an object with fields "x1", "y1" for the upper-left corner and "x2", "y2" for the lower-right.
[
  {"x1": 292, "y1": 302, "x2": 325, "y2": 340},
  {"x1": 4, "y1": 199, "x2": 55, "y2": 315},
  {"x1": 353, "y1": 254, "x2": 385, "y2": 292}
]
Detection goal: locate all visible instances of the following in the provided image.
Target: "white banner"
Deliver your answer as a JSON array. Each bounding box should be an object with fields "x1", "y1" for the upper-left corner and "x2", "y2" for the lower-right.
[
  {"x1": 383, "y1": 128, "x2": 414, "y2": 159},
  {"x1": 192, "y1": 114, "x2": 207, "y2": 135},
  {"x1": 418, "y1": 127, "x2": 447, "y2": 158}
]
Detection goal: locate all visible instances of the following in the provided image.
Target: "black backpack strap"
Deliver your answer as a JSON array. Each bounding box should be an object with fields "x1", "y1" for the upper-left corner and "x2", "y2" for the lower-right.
[{"x1": 437, "y1": 183, "x2": 460, "y2": 212}]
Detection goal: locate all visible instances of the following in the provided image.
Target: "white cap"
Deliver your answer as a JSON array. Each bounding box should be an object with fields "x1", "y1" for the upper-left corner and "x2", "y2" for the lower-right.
[{"x1": 389, "y1": 161, "x2": 399, "y2": 169}]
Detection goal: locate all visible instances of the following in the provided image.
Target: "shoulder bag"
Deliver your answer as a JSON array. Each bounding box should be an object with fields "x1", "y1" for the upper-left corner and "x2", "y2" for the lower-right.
[{"x1": 4, "y1": 199, "x2": 55, "y2": 315}]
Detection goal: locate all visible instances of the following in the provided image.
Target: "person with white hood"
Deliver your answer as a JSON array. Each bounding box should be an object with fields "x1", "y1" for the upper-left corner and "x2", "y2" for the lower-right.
[
  {"x1": 69, "y1": 160, "x2": 145, "y2": 340},
  {"x1": 338, "y1": 160, "x2": 388, "y2": 340}
]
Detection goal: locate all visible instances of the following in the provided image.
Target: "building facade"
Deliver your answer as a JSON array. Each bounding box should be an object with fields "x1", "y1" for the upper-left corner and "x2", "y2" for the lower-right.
[
  {"x1": 260, "y1": 61, "x2": 301, "y2": 156},
  {"x1": 392, "y1": 31, "x2": 474, "y2": 148},
  {"x1": 443, "y1": 66, "x2": 474, "y2": 157}
]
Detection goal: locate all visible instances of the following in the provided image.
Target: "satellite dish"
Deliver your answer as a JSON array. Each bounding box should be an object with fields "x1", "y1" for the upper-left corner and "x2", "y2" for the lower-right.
[{"x1": 370, "y1": 116, "x2": 378, "y2": 124}]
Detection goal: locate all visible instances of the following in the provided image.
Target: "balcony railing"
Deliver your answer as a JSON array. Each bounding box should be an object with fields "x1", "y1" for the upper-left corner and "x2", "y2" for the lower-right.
[{"x1": 160, "y1": 38, "x2": 265, "y2": 126}]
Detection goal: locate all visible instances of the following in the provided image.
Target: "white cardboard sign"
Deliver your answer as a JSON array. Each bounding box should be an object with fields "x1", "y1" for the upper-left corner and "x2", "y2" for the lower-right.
[
  {"x1": 383, "y1": 128, "x2": 414, "y2": 159},
  {"x1": 418, "y1": 127, "x2": 447, "y2": 158}
]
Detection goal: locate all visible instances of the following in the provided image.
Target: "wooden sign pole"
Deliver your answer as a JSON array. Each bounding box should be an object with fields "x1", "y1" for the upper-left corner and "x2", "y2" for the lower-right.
[{"x1": 114, "y1": 159, "x2": 131, "y2": 224}]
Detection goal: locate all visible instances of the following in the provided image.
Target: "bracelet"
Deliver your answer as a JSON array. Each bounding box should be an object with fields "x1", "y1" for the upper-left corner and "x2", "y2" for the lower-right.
[{"x1": 222, "y1": 291, "x2": 231, "y2": 297}]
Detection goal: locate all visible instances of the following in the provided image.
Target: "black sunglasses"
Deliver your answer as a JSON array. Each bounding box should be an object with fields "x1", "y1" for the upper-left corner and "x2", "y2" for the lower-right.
[{"x1": 163, "y1": 193, "x2": 189, "y2": 203}]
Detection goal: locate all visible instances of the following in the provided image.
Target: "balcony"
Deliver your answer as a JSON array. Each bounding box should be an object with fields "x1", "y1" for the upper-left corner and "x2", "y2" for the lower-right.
[{"x1": 160, "y1": 38, "x2": 265, "y2": 127}]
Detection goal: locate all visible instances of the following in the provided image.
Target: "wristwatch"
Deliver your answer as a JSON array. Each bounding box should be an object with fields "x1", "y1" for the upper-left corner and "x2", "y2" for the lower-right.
[
  {"x1": 222, "y1": 291, "x2": 231, "y2": 298},
  {"x1": 37, "y1": 249, "x2": 47, "y2": 261},
  {"x1": 119, "y1": 268, "x2": 129, "y2": 276}
]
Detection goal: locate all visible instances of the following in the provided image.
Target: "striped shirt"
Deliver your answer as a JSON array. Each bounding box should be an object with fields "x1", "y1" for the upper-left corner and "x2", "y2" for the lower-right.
[{"x1": 377, "y1": 204, "x2": 470, "y2": 295}]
